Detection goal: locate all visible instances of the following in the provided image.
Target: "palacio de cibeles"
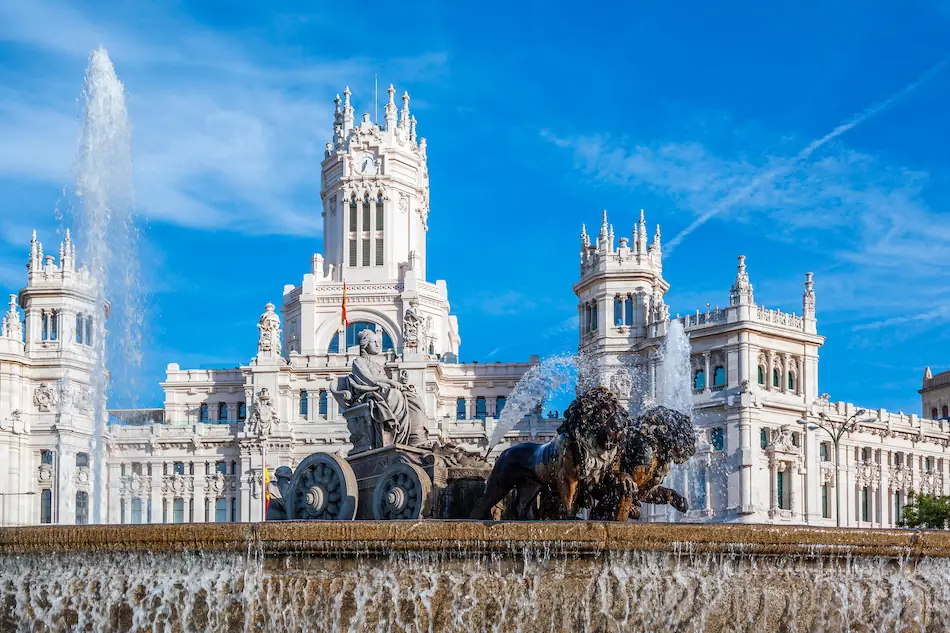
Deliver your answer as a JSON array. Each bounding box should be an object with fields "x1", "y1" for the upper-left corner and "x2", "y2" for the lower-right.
[{"x1": 2, "y1": 44, "x2": 950, "y2": 633}]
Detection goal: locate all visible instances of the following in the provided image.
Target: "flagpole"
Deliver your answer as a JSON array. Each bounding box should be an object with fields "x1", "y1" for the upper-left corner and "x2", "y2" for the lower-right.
[{"x1": 375, "y1": 73, "x2": 378, "y2": 123}]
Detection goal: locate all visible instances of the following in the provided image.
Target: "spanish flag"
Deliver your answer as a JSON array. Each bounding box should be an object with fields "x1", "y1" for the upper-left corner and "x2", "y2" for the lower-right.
[
  {"x1": 341, "y1": 282, "x2": 348, "y2": 328},
  {"x1": 263, "y1": 464, "x2": 271, "y2": 517}
]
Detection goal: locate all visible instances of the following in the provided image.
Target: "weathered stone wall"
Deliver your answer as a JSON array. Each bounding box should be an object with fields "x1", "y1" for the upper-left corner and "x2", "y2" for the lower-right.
[{"x1": 2, "y1": 522, "x2": 950, "y2": 632}]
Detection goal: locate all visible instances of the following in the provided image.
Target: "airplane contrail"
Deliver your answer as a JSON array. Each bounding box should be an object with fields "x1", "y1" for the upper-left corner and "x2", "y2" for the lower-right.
[{"x1": 664, "y1": 55, "x2": 950, "y2": 254}]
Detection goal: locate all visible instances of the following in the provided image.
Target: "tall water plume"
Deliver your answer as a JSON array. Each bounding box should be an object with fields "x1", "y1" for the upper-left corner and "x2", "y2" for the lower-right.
[
  {"x1": 69, "y1": 48, "x2": 142, "y2": 523},
  {"x1": 655, "y1": 319, "x2": 692, "y2": 415}
]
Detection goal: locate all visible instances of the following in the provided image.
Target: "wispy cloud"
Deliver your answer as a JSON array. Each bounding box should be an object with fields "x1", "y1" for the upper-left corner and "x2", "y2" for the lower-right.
[{"x1": 0, "y1": 1, "x2": 448, "y2": 236}]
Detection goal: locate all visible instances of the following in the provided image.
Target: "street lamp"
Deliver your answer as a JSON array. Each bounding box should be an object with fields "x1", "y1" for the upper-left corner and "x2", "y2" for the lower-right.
[
  {"x1": 797, "y1": 409, "x2": 873, "y2": 527},
  {"x1": 0, "y1": 491, "x2": 36, "y2": 527}
]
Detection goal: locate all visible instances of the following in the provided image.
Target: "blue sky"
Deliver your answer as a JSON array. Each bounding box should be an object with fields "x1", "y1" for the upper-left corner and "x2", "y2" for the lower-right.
[{"x1": 1, "y1": 0, "x2": 948, "y2": 414}]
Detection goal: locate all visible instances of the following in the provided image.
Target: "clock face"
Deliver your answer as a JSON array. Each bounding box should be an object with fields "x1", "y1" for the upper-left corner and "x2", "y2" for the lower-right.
[{"x1": 357, "y1": 153, "x2": 377, "y2": 175}]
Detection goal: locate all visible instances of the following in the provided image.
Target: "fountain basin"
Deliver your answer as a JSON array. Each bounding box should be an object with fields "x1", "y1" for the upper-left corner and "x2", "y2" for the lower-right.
[{"x1": 2, "y1": 522, "x2": 949, "y2": 631}]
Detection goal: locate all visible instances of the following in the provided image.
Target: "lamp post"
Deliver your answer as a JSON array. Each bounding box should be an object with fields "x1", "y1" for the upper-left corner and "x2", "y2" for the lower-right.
[
  {"x1": 0, "y1": 491, "x2": 36, "y2": 527},
  {"x1": 798, "y1": 409, "x2": 873, "y2": 528}
]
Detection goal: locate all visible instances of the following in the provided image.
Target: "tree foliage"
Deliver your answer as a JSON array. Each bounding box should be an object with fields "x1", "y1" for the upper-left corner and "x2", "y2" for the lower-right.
[{"x1": 897, "y1": 491, "x2": 950, "y2": 529}]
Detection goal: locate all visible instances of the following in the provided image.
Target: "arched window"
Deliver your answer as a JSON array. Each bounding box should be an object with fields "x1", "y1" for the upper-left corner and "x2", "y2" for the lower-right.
[
  {"x1": 362, "y1": 194, "x2": 371, "y2": 267},
  {"x1": 50, "y1": 311, "x2": 58, "y2": 341},
  {"x1": 76, "y1": 491, "x2": 89, "y2": 525},
  {"x1": 199, "y1": 404, "x2": 209, "y2": 423},
  {"x1": 300, "y1": 391, "x2": 308, "y2": 416},
  {"x1": 591, "y1": 301, "x2": 598, "y2": 330},
  {"x1": 238, "y1": 402, "x2": 247, "y2": 421},
  {"x1": 772, "y1": 369, "x2": 780, "y2": 388},
  {"x1": 624, "y1": 295, "x2": 634, "y2": 326},
  {"x1": 693, "y1": 369, "x2": 705, "y2": 390},
  {"x1": 85, "y1": 317, "x2": 93, "y2": 345},
  {"x1": 788, "y1": 372, "x2": 796, "y2": 391},
  {"x1": 348, "y1": 196, "x2": 358, "y2": 266},
  {"x1": 613, "y1": 296, "x2": 623, "y2": 327},
  {"x1": 40, "y1": 489, "x2": 52, "y2": 524},
  {"x1": 375, "y1": 193, "x2": 385, "y2": 266},
  {"x1": 75, "y1": 313, "x2": 84, "y2": 344},
  {"x1": 713, "y1": 366, "x2": 725, "y2": 387},
  {"x1": 757, "y1": 366, "x2": 765, "y2": 385},
  {"x1": 933, "y1": 408, "x2": 939, "y2": 419},
  {"x1": 319, "y1": 390, "x2": 328, "y2": 416},
  {"x1": 456, "y1": 398, "x2": 466, "y2": 420},
  {"x1": 944, "y1": 405, "x2": 949, "y2": 419},
  {"x1": 76, "y1": 452, "x2": 89, "y2": 468},
  {"x1": 328, "y1": 321, "x2": 394, "y2": 353}
]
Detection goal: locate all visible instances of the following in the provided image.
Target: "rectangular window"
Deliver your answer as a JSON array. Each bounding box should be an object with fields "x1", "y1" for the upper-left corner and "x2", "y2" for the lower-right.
[
  {"x1": 50, "y1": 312, "x2": 58, "y2": 341},
  {"x1": 147, "y1": 499, "x2": 152, "y2": 523},
  {"x1": 475, "y1": 397, "x2": 487, "y2": 420},
  {"x1": 760, "y1": 428, "x2": 769, "y2": 449},
  {"x1": 300, "y1": 391, "x2": 308, "y2": 417},
  {"x1": 495, "y1": 396, "x2": 506, "y2": 417},
  {"x1": 231, "y1": 497, "x2": 237, "y2": 522},
  {"x1": 821, "y1": 485, "x2": 830, "y2": 519},
  {"x1": 349, "y1": 239, "x2": 358, "y2": 267},
  {"x1": 376, "y1": 200, "x2": 384, "y2": 231},
  {"x1": 131, "y1": 498, "x2": 142, "y2": 524},
  {"x1": 42, "y1": 312, "x2": 48, "y2": 341},
  {"x1": 118, "y1": 498, "x2": 125, "y2": 525},
  {"x1": 349, "y1": 201, "x2": 357, "y2": 233},
  {"x1": 204, "y1": 498, "x2": 210, "y2": 523},
  {"x1": 215, "y1": 498, "x2": 227, "y2": 523},
  {"x1": 216, "y1": 461, "x2": 227, "y2": 475},
  {"x1": 895, "y1": 492, "x2": 902, "y2": 524},
  {"x1": 375, "y1": 238, "x2": 384, "y2": 266},
  {"x1": 362, "y1": 199, "x2": 370, "y2": 233},
  {"x1": 319, "y1": 390, "x2": 328, "y2": 416},
  {"x1": 710, "y1": 428, "x2": 725, "y2": 451},
  {"x1": 163, "y1": 499, "x2": 168, "y2": 523},
  {"x1": 693, "y1": 469, "x2": 707, "y2": 509},
  {"x1": 591, "y1": 302, "x2": 598, "y2": 330},
  {"x1": 85, "y1": 318, "x2": 92, "y2": 345},
  {"x1": 174, "y1": 462, "x2": 185, "y2": 475},
  {"x1": 776, "y1": 471, "x2": 786, "y2": 510},
  {"x1": 624, "y1": 296, "x2": 634, "y2": 326},
  {"x1": 861, "y1": 486, "x2": 870, "y2": 522},
  {"x1": 40, "y1": 489, "x2": 52, "y2": 524},
  {"x1": 819, "y1": 442, "x2": 828, "y2": 462},
  {"x1": 173, "y1": 498, "x2": 184, "y2": 524},
  {"x1": 456, "y1": 398, "x2": 466, "y2": 420},
  {"x1": 362, "y1": 238, "x2": 371, "y2": 266},
  {"x1": 614, "y1": 297, "x2": 623, "y2": 327},
  {"x1": 75, "y1": 314, "x2": 83, "y2": 344},
  {"x1": 132, "y1": 462, "x2": 142, "y2": 476}
]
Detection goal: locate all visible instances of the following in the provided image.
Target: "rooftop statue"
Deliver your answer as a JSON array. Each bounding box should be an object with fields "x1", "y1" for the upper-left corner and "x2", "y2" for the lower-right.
[{"x1": 331, "y1": 328, "x2": 428, "y2": 452}]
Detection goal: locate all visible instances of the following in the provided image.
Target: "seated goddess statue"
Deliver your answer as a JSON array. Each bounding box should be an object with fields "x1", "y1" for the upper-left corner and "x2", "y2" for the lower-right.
[{"x1": 331, "y1": 328, "x2": 429, "y2": 450}]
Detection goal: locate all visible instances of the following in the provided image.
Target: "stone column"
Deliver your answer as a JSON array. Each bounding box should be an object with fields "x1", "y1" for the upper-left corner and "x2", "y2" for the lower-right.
[
  {"x1": 149, "y1": 461, "x2": 163, "y2": 523},
  {"x1": 767, "y1": 353, "x2": 775, "y2": 391},
  {"x1": 703, "y1": 353, "x2": 711, "y2": 392},
  {"x1": 107, "y1": 463, "x2": 122, "y2": 524},
  {"x1": 192, "y1": 463, "x2": 206, "y2": 523}
]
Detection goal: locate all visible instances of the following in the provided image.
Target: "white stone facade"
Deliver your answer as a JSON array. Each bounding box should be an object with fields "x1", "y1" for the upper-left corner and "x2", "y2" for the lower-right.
[{"x1": 0, "y1": 85, "x2": 946, "y2": 529}]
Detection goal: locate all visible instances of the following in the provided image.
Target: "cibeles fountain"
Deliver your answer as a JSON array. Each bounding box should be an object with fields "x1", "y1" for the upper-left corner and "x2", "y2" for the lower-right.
[{"x1": 4, "y1": 50, "x2": 950, "y2": 633}]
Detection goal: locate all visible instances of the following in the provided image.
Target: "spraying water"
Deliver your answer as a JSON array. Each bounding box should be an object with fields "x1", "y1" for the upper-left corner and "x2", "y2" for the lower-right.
[
  {"x1": 655, "y1": 319, "x2": 692, "y2": 415},
  {"x1": 486, "y1": 355, "x2": 579, "y2": 453},
  {"x1": 69, "y1": 48, "x2": 142, "y2": 523}
]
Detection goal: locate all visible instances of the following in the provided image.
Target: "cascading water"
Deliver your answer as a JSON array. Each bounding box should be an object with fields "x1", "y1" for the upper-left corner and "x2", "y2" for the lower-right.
[{"x1": 68, "y1": 48, "x2": 142, "y2": 524}]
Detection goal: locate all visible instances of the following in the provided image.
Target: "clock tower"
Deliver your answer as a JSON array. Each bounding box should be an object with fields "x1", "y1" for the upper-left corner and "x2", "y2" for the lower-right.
[{"x1": 320, "y1": 84, "x2": 430, "y2": 283}]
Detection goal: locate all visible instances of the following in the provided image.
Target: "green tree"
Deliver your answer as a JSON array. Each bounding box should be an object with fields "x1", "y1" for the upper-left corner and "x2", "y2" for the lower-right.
[{"x1": 897, "y1": 491, "x2": 950, "y2": 529}]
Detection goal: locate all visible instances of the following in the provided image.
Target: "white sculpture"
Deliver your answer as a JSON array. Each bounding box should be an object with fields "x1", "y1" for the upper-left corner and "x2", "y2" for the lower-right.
[
  {"x1": 33, "y1": 384, "x2": 54, "y2": 412},
  {"x1": 247, "y1": 388, "x2": 279, "y2": 436},
  {"x1": 2, "y1": 295, "x2": 21, "y2": 340},
  {"x1": 257, "y1": 303, "x2": 281, "y2": 355},
  {"x1": 403, "y1": 301, "x2": 422, "y2": 350}
]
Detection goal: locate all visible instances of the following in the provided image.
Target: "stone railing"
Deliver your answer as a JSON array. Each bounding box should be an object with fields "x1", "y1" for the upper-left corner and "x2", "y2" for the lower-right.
[
  {"x1": 754, "y1": 307, "x2": 804, "y2": 331},
  {"x1": 679, "y1": 308, "x2": 729, "y2": 330}
]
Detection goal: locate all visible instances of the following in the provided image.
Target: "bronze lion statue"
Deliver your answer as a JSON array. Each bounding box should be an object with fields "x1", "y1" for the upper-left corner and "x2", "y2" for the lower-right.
[
  {"x1": 471, "y1": 386, "x2": 628, "y2": 520},
  {"x1": 584, "y1": 405, "x2": 696, "y2": 521}
]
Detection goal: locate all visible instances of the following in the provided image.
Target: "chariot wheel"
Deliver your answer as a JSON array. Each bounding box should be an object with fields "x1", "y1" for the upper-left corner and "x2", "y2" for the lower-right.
[
  {"x1": 372, "y1": 462, "x2": 432, "y2": 520},
  {"x1": 289, "y1": 453, "x2": 358, "y2": 521}
]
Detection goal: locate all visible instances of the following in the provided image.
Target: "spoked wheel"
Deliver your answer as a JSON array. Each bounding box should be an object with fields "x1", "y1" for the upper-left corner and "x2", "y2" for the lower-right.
[
  {"x1": 289, "y1": 453, "x2": 358, "y2": 521},
  {"x1": 372, "y1": 462, "x2": 432, "y2": 520}
]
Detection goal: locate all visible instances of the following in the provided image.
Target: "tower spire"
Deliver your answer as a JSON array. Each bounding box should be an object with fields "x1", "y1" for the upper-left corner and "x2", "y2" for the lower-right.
[
  {"x1": 399, "y1": 91, "x2": 411, "y2": 129},
  {"x1": 652, "y1": 223, "x2": 661, "y2": 253},
  {"x1": 384, "y1": 83, "x2": 397, "y2": 129},
  {"x1": 637, "y1": 209, "x2": 647, "y2": 253},
  {"x1": 342, "y1": 86, "x2": 354, "y2": 134},
  {"x1": 730, "y1": 255, "x2": 755, "y2": 306}
]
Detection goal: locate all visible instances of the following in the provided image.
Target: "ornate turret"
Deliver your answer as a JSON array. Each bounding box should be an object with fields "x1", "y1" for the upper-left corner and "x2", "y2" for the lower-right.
[
  {"x1": 1, "y1": 294, "x2": 22, "y2": 341},
  {"x1": 399, "y1": 91, "x2": 411, "y2": 129},
  {"x1": 342, "y1": 86, "x2": 354, "y2": 134},
  {"x1": 730, "y1": 256, "x2": 754, "y2": 307},
  {"x1": 384, "y1": 84, "x2": 397, "y2": 129}
]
